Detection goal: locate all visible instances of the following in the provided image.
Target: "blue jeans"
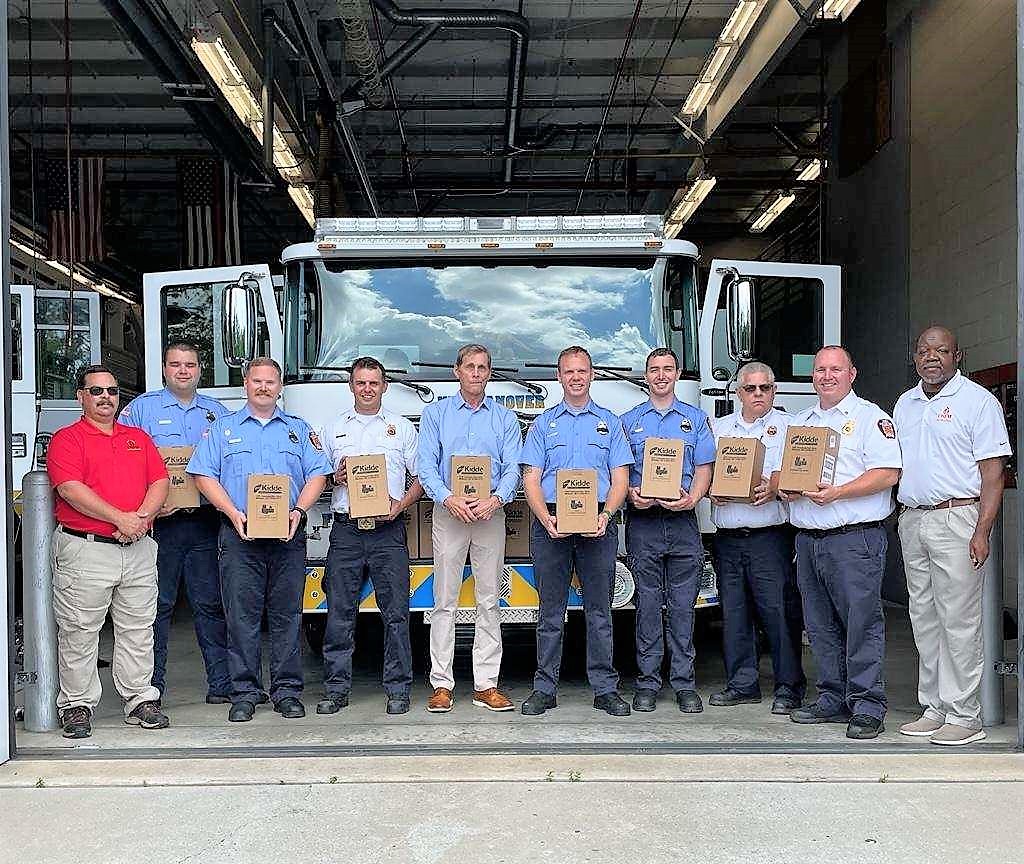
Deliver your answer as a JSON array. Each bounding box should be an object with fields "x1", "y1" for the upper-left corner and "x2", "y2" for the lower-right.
[
  {"x1": 712, "y1": 526, "x2": 805, "y2": 699},
  {"x1": 626, "y1": 509, "x2": 704, "y2": 692},
  {"x1": 151, "y1": 510, "x2": 230, "y2": 698},
  {"x1": 795, "y1": 524, "x2": 888, "y2": 720},
  {"x1": 322, "y1": 517, "x2": 412, "y2": 698},
  {"x1": 218, "y1": 523, "x2": 306, "y2": 705}
]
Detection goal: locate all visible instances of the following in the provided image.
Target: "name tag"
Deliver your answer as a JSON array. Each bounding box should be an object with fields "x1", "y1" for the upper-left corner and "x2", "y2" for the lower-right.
[
  {"x1": 229, "y1": 438, "x2": 242, "y2": 444},
  {"x1": 158, "y1": 418, "x2": 172, "y2": 425}
]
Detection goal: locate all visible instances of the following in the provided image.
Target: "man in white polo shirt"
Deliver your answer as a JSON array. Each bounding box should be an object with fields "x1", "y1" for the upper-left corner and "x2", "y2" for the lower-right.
[
  {"x1": 893, "y1": 326, "x2": 1011, "y2": 746},
  {"x1": 777, "y1": 346, "x2": 902, "y2": 740}
]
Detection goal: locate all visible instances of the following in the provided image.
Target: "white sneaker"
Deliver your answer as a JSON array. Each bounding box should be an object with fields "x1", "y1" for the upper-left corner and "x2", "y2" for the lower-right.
[
  {"x1": 930, "y1": 724, "x2": 987, "y2": 746},
  {"x1": 899, "y1": 716, "x2": 944, "y2": 737}
]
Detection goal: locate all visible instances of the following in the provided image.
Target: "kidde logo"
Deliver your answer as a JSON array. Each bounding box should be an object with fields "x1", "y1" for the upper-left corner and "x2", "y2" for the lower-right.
[
  {"x1": 649, "y1": 447, "x2": 676, "y2": 457},
  {"x1": 351, "y1": 464, "x2": 380, "y2": 476},
  {"x1": 790, "y1": 435, "x2": 818, "y2": 445},
  {"x1": 721, "y1": 446, "x2": 748, "y2": 456},
  {"x1": 164, "y1": 455, "x2": 190, "y2": 467},
  {"x1": 561, "y1": 479, "x2": 591, "y2": 489},
  {"x1": 458, "y1": 466, "x2": 486, "y2": 476},
  {"x1": 253, "y1": 483, "x2": 283, "y2": 494}
]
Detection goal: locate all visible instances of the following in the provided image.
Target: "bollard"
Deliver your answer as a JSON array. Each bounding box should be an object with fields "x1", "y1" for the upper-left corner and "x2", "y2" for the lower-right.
[
  {"x1": 21, "y1": 471, "x2": 59, "y2": 732},
  {"x1": 980, "y1": 509, "x2": 1005, "y2": 727}
]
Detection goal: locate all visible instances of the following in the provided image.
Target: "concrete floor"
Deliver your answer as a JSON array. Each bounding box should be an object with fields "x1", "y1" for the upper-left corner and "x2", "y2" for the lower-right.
[{"x1": 13, "y1": 603, "x2": 1020, "y2": 753}]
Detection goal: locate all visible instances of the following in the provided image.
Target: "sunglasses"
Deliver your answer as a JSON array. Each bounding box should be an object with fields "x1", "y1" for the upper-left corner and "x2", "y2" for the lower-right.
[
  {"x1": 740, "y1": 384, "x2": 774, "y2": 393},
  {"x1": 84, "y1": 386, "x2": 119, "y2": 397}
]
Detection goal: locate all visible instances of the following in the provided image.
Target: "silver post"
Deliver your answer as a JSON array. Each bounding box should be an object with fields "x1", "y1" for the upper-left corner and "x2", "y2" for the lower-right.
[
  {"x1": 21, "y1": 471, "x2": 59, "y2": 732},
  {"x1": 980, "y1": 509, "x2": 1005, "y2": 727}
]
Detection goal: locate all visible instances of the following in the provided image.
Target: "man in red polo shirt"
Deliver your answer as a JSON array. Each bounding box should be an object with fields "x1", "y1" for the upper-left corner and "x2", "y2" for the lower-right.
[{"x1": 46, "y1": 364, "x2": 171, "y2": 739}]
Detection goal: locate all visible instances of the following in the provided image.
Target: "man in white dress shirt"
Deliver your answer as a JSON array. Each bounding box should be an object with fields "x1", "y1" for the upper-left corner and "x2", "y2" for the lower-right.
[{"x1": 894, "y1": 326, "x2": 1011, "y2": 745}]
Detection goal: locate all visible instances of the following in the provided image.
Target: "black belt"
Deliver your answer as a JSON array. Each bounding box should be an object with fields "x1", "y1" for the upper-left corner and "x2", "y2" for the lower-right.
[
  {"x1": 716, "y1": 524, "x2": 785, "y2": 538},
  {"x1": 60, "y1": 525, "x2": 132, "y2": 546},
  {"x1": 798, "y1": 521, "x2": 883, "y2": 539}
]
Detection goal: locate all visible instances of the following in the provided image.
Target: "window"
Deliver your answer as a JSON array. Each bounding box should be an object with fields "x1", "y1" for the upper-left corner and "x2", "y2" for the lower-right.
[
  {"x1": 662, "y1": 258, "x2": 699, "y2": 378},
  {"x1": 35, "y1": 295, "x2": 94, "y2": 399},
  {"x1": 161, "y1": 281, "x2": 271, "y2": 387},
  {"x1": 11, "y1": 295, "x2": 22, "y2": 382},
  {"x1": 712, "y1": 276, "x2": 824, "y2": 382}
]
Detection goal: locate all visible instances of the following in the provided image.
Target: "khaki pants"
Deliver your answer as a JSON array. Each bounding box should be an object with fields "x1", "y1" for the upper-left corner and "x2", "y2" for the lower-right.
[
  {"x1": 52, "y1": 529, "x2": 161, "y2": 717},
  {"x1": 429, "y1": 506, "x2": 506, "y2": 691},
  {"x1": 898, "y1": 504, "x2": 984, "y2": 730}
]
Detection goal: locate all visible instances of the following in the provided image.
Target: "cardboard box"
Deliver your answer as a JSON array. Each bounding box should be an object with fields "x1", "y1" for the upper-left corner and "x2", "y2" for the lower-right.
[
  {"x1": 346, "y1": 454, "x2": 391, "y2": 518},
  {"x1": 246, "y1": 474, "x2": 291, "y2": 539},
  {"x1": 451, "y1": 455, "x2": 491, "y2": 499},
  {"x1": 778, "y1": 426, "x2": 841, "y2": 493},
  {"x1": 159, "y1": 445, "x2": 199, "y2": 510},
  {"x1": 401, "y1": 506, "x2": 418, "y2": 559},
  {"x1": 555, "y1": 469, "x2": 599, "y2": 534},
  {"x1": 639, "y1": 437, "x2": 685, "y2": 499},
  {"x1": 504, "y1": 499, "x2": 532, "y2": 558},
  {"x1": 710, "y1": 437, "x2": 766, "y2": 502},
  {"x1": 418, "y1": 500, "x2": 435, "y2": 560}
]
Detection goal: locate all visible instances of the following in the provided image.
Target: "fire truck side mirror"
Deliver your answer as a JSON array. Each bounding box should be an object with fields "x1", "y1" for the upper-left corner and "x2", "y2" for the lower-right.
[
  {"x1": 222, "y1": 274, "x2": 259, "y2": 368},
  {"x1": 725, "y1": 271, "x2": 756, "y2": 362}
]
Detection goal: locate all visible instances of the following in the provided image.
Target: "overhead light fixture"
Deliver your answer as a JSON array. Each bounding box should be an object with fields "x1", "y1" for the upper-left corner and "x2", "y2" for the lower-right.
[
  {"x1": 681, "y1": 0, "x2": 768, "y2": 117},
  {"x1": 10, "y1": 238, "x2": 134, "y2": 303},
  {"x1": 191, "y1": 28, "x2": 313, "y2": 224},
  {"x1": 822, "y1": 0, "x2": 862, "y2": 19},
  {"x1": 750, "y1": 192, "x2": 796, "y2": 233},
  {"x1": 287, "y1": 185, "x2": 315, "y2": 228},
  {"x1": 664, "y1": 176, "x2": 717, "y2": 238},
  {"x1": 796, "y1": 158, "x2": 823, "y2": 182}
]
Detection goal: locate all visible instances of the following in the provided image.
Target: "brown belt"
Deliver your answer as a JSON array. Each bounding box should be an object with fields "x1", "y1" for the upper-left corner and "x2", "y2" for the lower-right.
[{"x1": 913, "y1": 497, "x2": 979, "y2": 511}]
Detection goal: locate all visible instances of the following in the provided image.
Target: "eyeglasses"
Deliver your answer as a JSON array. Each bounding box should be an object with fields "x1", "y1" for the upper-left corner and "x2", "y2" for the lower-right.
[
  {"x1": 740, "y1": 384, "x2": 774, "y2": 393},
  {"x1": 84, "y1": 386, "x2": 119, "y2": 397}
]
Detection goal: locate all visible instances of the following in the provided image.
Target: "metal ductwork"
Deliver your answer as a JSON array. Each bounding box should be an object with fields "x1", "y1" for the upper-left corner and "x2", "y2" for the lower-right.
[
  {"x1": 337, "y1": 0, "x2": 387, "y2": 108},
  {"x1": 370, "y1": 0, "x2": 529, "y2": 184}
]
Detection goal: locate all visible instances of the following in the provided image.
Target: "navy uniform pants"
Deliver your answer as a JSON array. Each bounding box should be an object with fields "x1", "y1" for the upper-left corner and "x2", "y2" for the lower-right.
[
  {"x1": 152, "y1": 509, "x2": 230, "y2": 698},
  {"x1": 531, "y1": 514, "x2": 619, "y2": 697},
  {"x1": 626, "y1": 509, "x2": 704, "y2": 693},
  {"x1": 218, "y1": 524, "x2": 306, "y2": 705},
  {"x1": 795, "y1": 523, "x2": 888, "y2": 720},
  {"x1": 322, "y1": 516, "x2": 412, "y2": 698},
  {"x1": 712, "y1": 526, "x2": 805, "y2": 699}
]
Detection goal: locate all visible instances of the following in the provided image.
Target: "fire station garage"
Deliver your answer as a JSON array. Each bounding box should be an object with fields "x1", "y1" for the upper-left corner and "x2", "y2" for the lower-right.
[{"x1": 1, "y1": 0, "x2": 1021, "y2": 760}]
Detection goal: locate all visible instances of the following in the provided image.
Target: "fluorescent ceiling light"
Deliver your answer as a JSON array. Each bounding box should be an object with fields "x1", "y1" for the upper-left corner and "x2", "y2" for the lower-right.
[
  {"x1": 750, "y1": 192, "x2": 796, "y2": 233},
  {"x1": 10, "y1": 238, "x2": 134, "y2": 303},
  {"x1": 191, "y1": 30, "x2": 313, "y2": 223},
  {"x1": 721, "y1": 0, "x2": 762, "y2": 42},
  {"x1": 665, "y1": 176, "x2": 717, "y2": 238},
  {"x1": 822, "y1": 0, "x2": 862, "y2": 19},
  {"x1": 288, "y1": 185, "x2": 315, "y2": 228},
  {"x1": 796, "y1": 158, "x2": 822, "y2": 182},
  {"x1": 682, "y1": 81, "x2": 717, "y2": 116}
]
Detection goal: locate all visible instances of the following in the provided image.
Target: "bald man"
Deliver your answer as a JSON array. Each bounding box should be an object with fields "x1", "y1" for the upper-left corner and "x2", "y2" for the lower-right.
[{"x1": 893, "y1": 327, "x2": 1011, "y2": 745}]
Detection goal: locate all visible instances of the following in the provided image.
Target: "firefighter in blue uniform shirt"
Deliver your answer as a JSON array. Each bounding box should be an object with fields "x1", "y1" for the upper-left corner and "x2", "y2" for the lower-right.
[
  {"x1": 520, "y1": 345, "x2": 633, "y2": 717},
  {"x1": 620, "y1": 348, "x2": 716, "y2": 713},
  {"x1": 188, "y1": 357, "x2": 332, "y2": 723},
  {"x1": 120, "y1": 342, "x2": 230, "y2": 704}
]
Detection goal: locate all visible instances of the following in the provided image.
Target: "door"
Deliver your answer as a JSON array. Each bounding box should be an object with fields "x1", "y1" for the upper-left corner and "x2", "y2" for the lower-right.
[
  {"x1": 142, "y1": 265, "x2": 281, "y2": 408},
  {"x1": 10, "y1": 285, "x2": 35, "y2": 493},
  {"x1": 698, "y1": 260, "x2": 841, "y2": 421}
]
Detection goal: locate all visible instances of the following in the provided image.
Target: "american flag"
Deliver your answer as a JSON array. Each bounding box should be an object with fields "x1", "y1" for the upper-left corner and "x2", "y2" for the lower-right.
[
  {"x1": 45, "y1": 157, "x2": 105, "y2": 262},
  {"x1": 179, "y1": 157, "x2": 241, "y2": 267}
]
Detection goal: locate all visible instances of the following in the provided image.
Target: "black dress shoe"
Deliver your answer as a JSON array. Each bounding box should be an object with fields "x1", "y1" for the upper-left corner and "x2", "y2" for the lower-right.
[
  {"x1": 790, "y1": 703, "x2": 851, "y2": 724},
  {"x1": 520, "y1": 690, "x2": 557, "y2": 716},
  {"x1": 386, "y1": 695, "x2": 410, "y2": 715},
  {"x1": 206, "y1": 693, "x2": 232, "y2": 705},
  {"x1": 274, "y1": 697, "x2": 306, "y2": 719},
  {"x1": 846, "y1": 714, "x2": 884, "y2": 739},
  {"x1": 676, "y1": 690, "x2": 704, "y2": 713},
  {"x1": 709, "y1": 688, "x2": 762, "y2": 707},
  {"x1": 228, "y1": 701, "x2": 255, "y2": 723},
  {"x1": 771, "y1": 696, "x2": 801, "y2": 715},
  {"x1": 632, "y1": 689, "x2": 658, "y2": 712},
  {"x1": 594, "y1": 692, "x2": 631, "y2": 716},
  {"x1": 316, "y1": 694, "x2": 349, "y2": 715}
]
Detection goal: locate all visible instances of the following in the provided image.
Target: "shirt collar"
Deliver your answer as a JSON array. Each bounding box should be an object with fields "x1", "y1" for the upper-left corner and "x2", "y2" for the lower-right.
[
  {"x1": 555, "y1": 399, "x2": 597, "y2": 418},
  {"x1": 812, "y1": 390, "x2": 859, "y2": 417},
  {"x1": 345, "y1": 407, "x2": 386, "y2": 423},
  {"x1": 160, "y1": 387, "x2": 198, "y2": 410},
  {"x1": 454, "y1": 392, "x2": 490, "y2": 411},
  {"x1": 239, "y1": 403, "x2": 285, "y2": 424},
  {"x1": 640, "y1": 397, "x2": 686, "y2": 417},
  {"x1": 910, "y1": 369, "x2": 965, "y2": 401},
  {"x1": 731, "y1": 407, "x2": 773, "y2": 429}
]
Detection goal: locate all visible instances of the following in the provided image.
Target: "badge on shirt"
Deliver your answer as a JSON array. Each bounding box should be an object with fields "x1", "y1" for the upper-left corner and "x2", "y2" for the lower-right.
[
  {"x1": 632, "y1": 425, "x2": 644, "y2": 434},
  {"x1": 288, "y1": 430, "x2": 300, "y2": 444},
  {"x1": 224, "y1": 428, "x2": 232, "y2": 437},
  {"x1": 125, "y1": 438, "x2": 141, "y2": 452},
  {"x1": 937, "y1": 406, "x2": 953, "y2": 422},
  {"x1": 206, "y1": 410, "x2": 217, "y2": 423},
  {"x1": 386, "y1": 424, "x2": 397, "y2": 437},
  {"x1": 877, "y1": 419, "x2": 896, "y2": 439},
  {"x1": 595, "y1": 420, "x2": 609, "y2": 435},
  {"x1": 765, "y1": 425, "x2": 778, "y2": 437},
  {"x1": 842, "y1": 419, "x2": 856, "y2": 435},
  {"x1": 309, "y1": 430, "x2": 323, "y2": 451},
  {"x1": 680, "y1": 417, "x2": 692, "y2": 433}
]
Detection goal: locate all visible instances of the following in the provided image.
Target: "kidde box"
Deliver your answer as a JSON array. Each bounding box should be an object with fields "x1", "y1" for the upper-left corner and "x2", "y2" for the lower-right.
[
  {"x1": 346, "y1": 454, "x2": 390, "y2": 518},
  {"x1": 451, "y1": 455, "x2": 491, "y2": 499},
  {"x1": 778, "y1": 426, "x2": 840, "y2": 493},
  {"x1": 555, "y1": 469, "x2": 599, "y2": 534},
  {"x1": 159, "y1": 446, "x2": 199, "y2": 510},
  {"x1": 710, "y1": 437, "x2": 766, "y2": 502},
  {"x1": 504, "y1": 499, "x2": 532, "y2": 557},
  {"x1": 246, "y1": 474, "x2": 291, "y2": 539},
  {"x1": 639, "y1": 437, "x2": 685, "y2": 499}
]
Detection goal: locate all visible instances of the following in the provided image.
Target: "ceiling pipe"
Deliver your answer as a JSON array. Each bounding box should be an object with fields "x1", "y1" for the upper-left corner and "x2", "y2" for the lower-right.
[{"x1": 369, "y1": 0, "x2": 529, "y2": 185}]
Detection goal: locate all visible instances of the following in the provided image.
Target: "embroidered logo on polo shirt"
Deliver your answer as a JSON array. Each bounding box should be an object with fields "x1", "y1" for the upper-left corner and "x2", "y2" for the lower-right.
[
  {"x1": 842, "y1": 420, "x2": 856, "y2": 435},
  {"x1": 125, "y1": 438, "x2": 141, "y2": 452},
  {"x1": 595, "y1": 420, "x2": 609, "y2": 435},
  {"x1": 206, "y1": 410, "x2": 217, "y2": 423},
  {"x1": 766, "y1": 425, "x2": 778, "y2": 437},
  {"x1": 288, "y1": 430, "x2": 300, "y2": 444},
  {"x1": 937, "y1": 406, "x2": 953, "y2": 422},
  {"x1": 877, "y1": 419, "x2": 896, "y2": 439},
  {"x1": 386, "y1": 424, "x2": 397, "y2": 437},
  {"x1": 680, "y1": 417, "x2": 693, "y2": 433}
]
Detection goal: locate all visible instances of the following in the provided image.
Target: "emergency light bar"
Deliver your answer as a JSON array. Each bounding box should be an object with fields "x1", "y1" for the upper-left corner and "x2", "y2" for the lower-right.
[{"x1": 313, "y1": 214, "x2": 664, "y2": 240}]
